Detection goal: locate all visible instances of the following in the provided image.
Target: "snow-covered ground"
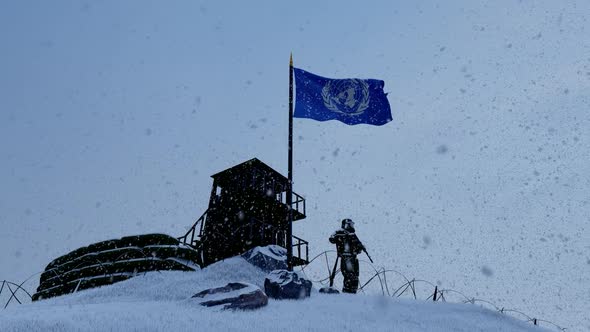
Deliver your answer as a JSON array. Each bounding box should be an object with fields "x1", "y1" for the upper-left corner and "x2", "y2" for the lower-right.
[
  {"x1": 1, "y1": 1, "x2": 589, "y2": 331},
  {"x1": 0, "y1": 257, "x2": 547, "y2": 332}
]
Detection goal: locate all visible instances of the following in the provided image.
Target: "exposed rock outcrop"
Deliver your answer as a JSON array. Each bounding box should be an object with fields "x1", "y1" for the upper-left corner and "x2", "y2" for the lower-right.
[{"x1": 192, "y1": 282, "x2": 268, "y2": 310}]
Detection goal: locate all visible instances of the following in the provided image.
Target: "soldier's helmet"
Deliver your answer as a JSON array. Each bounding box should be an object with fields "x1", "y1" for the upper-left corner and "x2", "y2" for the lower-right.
[{"x1": 341, "y1": 218, "x2": 355, "y2": 229}]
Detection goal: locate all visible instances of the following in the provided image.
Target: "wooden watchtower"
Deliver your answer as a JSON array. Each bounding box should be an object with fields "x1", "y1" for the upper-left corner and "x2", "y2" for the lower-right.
[{"x1": 178, "y1": 158, "x2": 308, "y2": 267}]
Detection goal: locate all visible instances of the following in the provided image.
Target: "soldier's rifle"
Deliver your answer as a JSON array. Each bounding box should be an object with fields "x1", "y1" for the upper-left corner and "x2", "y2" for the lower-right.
[{"x1": 362, "y1": 247, "x2": 374, "y2": 264}]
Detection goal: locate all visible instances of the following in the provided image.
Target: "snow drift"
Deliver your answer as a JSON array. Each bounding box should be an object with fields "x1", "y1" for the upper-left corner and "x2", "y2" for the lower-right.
[{"x1": 0, "y1": 256, "x2": 547, "y2": 332}]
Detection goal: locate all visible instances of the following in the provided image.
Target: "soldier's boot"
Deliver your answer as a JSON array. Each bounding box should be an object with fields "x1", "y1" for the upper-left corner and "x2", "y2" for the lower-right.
[{"x1": 342, "y1": 275, "x2": 359, "y2": 294}]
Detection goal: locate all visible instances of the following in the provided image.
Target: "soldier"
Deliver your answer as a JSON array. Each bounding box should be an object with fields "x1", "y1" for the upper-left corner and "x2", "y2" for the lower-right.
[{"x1": 329, "y1": 218, "x2": 366, "y2": 294}]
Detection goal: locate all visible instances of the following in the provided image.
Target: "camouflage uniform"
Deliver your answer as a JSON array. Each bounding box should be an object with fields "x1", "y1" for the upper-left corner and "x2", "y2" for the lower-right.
[{"x1": 329, "y1": 219, "x2": 365, "y2": 294}]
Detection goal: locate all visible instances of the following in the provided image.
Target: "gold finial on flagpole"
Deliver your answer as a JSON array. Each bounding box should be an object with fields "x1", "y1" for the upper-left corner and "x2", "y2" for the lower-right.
[{"x1": 290, "y1": 53, "x2": 293, "y2": 67}]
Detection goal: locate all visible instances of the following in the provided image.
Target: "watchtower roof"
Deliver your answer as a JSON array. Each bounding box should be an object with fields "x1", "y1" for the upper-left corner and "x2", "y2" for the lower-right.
[{"x1": 211, "y1": 158, "x2": 288, "y2": 188}]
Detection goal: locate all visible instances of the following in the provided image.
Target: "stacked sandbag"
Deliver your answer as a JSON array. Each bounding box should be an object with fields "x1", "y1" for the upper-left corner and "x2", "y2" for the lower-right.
[{"x1": 33, "y1": 233, "x2": 201, "y2": 301}]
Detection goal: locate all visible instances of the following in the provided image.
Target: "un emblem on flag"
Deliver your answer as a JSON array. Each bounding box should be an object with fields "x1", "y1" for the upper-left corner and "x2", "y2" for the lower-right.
[{"x1": 322, "y1": 79, "x2": 370, "y2": 116}]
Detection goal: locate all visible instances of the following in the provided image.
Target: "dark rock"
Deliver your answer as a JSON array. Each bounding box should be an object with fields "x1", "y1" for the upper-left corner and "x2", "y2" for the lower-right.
[
  {"x1": 192, "y1": 282, "x2": 268, "y2": 310},
  {"x1": 264, "y1": 270, "x2": 312, "y2": 300},
  {"x1": 319, "y1": 286, "x2": 340, "y2": 294},
  {"x1": 242, "y1": 245, "x2": 288, "y2": 272}
]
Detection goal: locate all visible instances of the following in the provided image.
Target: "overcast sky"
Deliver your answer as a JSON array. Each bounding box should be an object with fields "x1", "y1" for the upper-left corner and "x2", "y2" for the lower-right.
[{"x1": 1, "y1": 1, "x2": 589, "y2": 329}]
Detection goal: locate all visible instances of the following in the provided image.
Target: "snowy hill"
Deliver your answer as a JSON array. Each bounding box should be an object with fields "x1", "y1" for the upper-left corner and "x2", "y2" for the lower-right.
[
  {"x1": 1, "y1": 1, "x2": 589, "y2": 330},
  {"x1": 0, "y1": 257, "x2": 547, "y2": 332}
]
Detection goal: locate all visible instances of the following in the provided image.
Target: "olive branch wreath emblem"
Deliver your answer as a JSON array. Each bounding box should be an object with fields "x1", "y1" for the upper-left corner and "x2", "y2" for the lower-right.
[{"x1": 321, "y1": 79, "x2": 370, "y2": 116}]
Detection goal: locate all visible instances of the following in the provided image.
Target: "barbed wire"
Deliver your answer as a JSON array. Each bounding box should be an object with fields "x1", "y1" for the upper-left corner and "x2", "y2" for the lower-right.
[
  {"x1": 296, "y1": 250, "x2": 568, "y2": 331},
  {"x1": 0, "y1": 246, "x2": 184, "y2": 309},
  {"x1": 1, "y1": 249, "x2": 569, "y2": 331},
  {"x1": 0, "y1": 280, "x2": 33, "y2": 309}
]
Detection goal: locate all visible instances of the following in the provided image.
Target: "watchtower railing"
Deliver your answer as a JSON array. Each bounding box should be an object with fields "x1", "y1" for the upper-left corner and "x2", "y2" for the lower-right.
[
  {"x1": 245, "y1": 217, "x2": 309, "y2": 265},
  {"x1": 276, "y1": 190, "x2": 306, "y2": 217},
  {"x1": 179, "y1": 209, "x2": 308, "y2": 265},
  {"x1": 178, "y1": 209, "x2": 208, "y2": 247},
  {"x1": 292, "y1": 235, "x2": 309, "y2": 264}
]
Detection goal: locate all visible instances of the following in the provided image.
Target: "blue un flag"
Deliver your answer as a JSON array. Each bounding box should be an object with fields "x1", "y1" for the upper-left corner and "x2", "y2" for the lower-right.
[{"x1": 294, "y1": 68, "x2": 392, "y2": 126}]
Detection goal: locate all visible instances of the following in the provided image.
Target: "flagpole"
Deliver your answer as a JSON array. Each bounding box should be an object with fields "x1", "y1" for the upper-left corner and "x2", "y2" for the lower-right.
[{"x1": 286, "y1": 53, "x2": 294, "y2": 271}]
